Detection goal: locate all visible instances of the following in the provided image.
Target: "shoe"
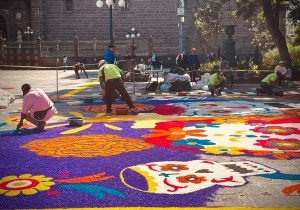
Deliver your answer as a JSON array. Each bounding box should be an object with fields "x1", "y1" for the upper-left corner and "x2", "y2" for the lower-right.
[
  {"x1": 129, "y1": 108, "x2": 138, "y2": 115},
  {"x1": 256, "y1": 87, "x2": 261, "y2": 96},
  {"x1": 104, "y1": 112, "x2": 112, "y2": 116},
  {"x1": 37, "y1": 121, "x2": 46, "y2": 130}
]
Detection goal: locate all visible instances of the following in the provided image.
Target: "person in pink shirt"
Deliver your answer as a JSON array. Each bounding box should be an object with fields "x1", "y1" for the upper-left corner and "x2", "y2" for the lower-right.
[{"x1": 16, "y1": 84, "x2": 57, "y2": 130}]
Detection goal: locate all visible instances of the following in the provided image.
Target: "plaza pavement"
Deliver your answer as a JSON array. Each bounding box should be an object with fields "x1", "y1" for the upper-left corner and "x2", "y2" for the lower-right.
[{"x1": 0, "y1": 69, "x2": 299, "y2": 209}]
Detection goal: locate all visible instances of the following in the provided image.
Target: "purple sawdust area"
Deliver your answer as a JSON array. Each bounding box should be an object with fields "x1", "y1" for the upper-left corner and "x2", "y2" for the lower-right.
[{"x1": 0, "y1": 122, "x2": 217, "y2": 209}]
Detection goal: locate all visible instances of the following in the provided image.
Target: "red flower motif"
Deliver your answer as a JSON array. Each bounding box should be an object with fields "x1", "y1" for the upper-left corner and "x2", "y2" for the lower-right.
[
  {"x1": 177, "y1": 175, "x2": 206, "y2": 184},
  {"x1": 254, "y1": 138, "x2": 300, "y2": 150},
  {"x1": 251, "y1": 126, "x2": 300, "y2": 136},
  {"x1": 160, "y1": 164, "x2": 189, "y2": 172}
]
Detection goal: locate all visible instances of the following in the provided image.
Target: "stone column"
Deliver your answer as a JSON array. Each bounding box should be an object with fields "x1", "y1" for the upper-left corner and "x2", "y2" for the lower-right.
[
  {"x1": 0, "y1": 36, "x2": 5, "y2": 64},
  {"x1": 148, "y1": 36, "x2": 153, "y2": 56},
  {"x1": 223, "y1": 25, "x2": 236, "y2": 67},
  {"x1": 74, "y1": 35, "x2": 79, "y2": 57},
  {"x1": 36, "y1": 36, "x2": 42, "y2": 57}
]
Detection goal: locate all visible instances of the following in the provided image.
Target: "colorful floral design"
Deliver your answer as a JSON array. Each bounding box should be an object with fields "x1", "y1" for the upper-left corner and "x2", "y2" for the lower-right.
[
  {"x1": 251, "y1": 126, "x2": 300, "y2": 136},
  {"x1": 245, "y1": 150, "x2": 300, "y2": 160},
  {"x1": 153, "y1": 105, "x2": 186, "y2": 115},
  {"x1": 186, "y1": 122, "x2": 220, "y2": 129},
  {"x1": 176, "y1": 175, "x2": 206, "y2": 184},
  {"x1": 0, "y1": 174, "x2": 55, "y2": 196},
  {"x1": 143, "y1": 127, "x2": 207, "y2": 141},
  {"x1": 160, "y1": 164, "x2": 189, "y2": 172},
  {"x1": 172, "y1": 138, "x2": 215, "y2": 148},
  {"x1": 200, "y1": 146, "x2": 245, "y2": 155},
  {"x1": 80, "y1": 103, "x2": 155, "y2": 113},
  {"x1": 254, "y1": 138, "x2": 300, "y2": 150},
  {"x1": 21, "y1": 134, "x2": 153, "y2": 158}
]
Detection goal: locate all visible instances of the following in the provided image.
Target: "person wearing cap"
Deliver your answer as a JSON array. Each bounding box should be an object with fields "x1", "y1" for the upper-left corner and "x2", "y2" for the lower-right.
[
  {"x1": 16, "y1": 84, "x2": 57, "y2": 130},
  {"x1": 208, "y1": 70, "x2": 227, "y2": 96},
  {"x1": 257, "y1": 71, "x2": 283, "y2": 95},
  {"x1": 274, "y1": 60, "x2": 287, "y2": 86},
  {"x1": 98, "y1": 60, "x2": 136, "y2": 115},
  {"x1": 103, "y1": 44, "x2": 116, "y2": 64},
  {"x1": 188, "y1": 47, "x2": 200, "y2": 82}
]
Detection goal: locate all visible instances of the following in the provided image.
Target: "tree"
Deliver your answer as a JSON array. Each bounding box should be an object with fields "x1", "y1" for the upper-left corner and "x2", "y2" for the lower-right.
[
  {"x1": 287, "y1": 0, "x2": 300, "y2": 25},
  {"x1": 194, "y1": 0, "x2": 227, "y2": 56},
  {"x1": 235, "y1": 0, "x2": 294, "y2": 67},
  {"x1": 250, "y1": 15, "x2": 274, "y2": 52}
]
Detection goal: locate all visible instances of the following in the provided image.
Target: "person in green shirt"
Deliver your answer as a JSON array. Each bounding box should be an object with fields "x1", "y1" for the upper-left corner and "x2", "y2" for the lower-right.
[
  {"x1": 256, "y1": 71, "x2": 283, "y2": 95},
  {"x1": 208, "y1": 71, "x2": 226, "y2": 96},
  {"x1": 98, "y1": 60, "x2": 136, "y2": 115}
]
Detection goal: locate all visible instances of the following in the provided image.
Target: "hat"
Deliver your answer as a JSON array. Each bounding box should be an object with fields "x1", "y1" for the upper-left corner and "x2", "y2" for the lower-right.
[
  {"x1": 279, "y1": 60, "x2": 285, "y2": 64},
  {"x1": 99, "y1": 60, "x2": 107, "y2": 67}
]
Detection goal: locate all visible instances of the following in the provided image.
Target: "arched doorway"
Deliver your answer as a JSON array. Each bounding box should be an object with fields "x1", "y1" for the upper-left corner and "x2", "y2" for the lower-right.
[{"x1": 0, "y1": 15, "x2": 7, "y2": 39}]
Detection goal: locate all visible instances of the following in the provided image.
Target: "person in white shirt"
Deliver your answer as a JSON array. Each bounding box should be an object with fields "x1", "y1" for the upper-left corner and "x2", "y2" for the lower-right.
[{"x1": 274, "y1": 60, "x2": 287, "y2": 86}]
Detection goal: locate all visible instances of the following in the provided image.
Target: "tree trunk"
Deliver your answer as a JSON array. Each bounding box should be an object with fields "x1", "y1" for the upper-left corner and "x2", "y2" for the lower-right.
[{"x1": 262, "y1": 0, "x2": 292, "y2": 67}]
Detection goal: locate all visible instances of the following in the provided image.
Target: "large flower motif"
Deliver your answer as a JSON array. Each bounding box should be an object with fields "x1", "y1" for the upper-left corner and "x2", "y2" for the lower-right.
[
  {"x1": 21, "y1": 134, "x2": 153, "y2": 158},
  {"x1": 254, "y1": 138, "x2": 300, "y2": 150},
  {"x1": 160, "y1": 164, "x2": 189, "y2": 172},
  {"x1": 251, "y1": 126, "x2": 300, "y2": 136},
  {"x1": 143, "y1": 127, "x2": 206, "y2": 141},
  {"x1": 200, "y1": 146, "x2": 245, "y2": 155},
  {"x1": 172, "y1": 138, "x2": 215, "y2": 149},
  {"x1": 0, "y1": 174, "x2": 55, "y2": 197},
  {"x1": 176, "y1": 175, "x2": 206, "y2": 184}
]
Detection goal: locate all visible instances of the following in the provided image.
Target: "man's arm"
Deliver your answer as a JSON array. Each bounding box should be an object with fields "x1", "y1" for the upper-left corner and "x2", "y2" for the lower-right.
[{"x1": 16, "y1": 113, "x2": 26, "y2": 130}]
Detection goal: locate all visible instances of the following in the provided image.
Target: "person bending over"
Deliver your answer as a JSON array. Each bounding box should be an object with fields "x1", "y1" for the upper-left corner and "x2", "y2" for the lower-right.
[
  {"x1": 208, "y1": 70, "x2": 226, "y2": 96},
  {"x1": 17, "y1": 84, "x2": 57, "y2": 130},
  {"x1": 257, "y1": 71, "x2": 283, "y2": 96},
  {"x1": 98, "y1": 60, "x2": 137, "y2": 115}
]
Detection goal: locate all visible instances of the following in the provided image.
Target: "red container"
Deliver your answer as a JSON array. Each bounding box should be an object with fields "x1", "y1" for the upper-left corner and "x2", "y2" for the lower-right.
[
  {"x1": 178, "y1": 92, "x2": 187, "y2": 96},
  {"x1": 116, "y1": 107, "x2": 128, "y2": 115}
]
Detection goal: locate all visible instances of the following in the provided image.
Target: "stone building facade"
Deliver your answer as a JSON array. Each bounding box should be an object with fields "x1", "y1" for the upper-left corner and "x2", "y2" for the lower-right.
[{"x1": 0, "y1": 0, "x2": 269, "y2": 58}]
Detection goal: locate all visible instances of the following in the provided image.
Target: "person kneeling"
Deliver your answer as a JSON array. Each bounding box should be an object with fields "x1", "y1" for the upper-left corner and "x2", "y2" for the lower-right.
[
  {"x1": 17, "y1": 84, "x2": 57, "y2": 130},
  {"x1": 257, "y1": 71, "x2": 283, "y2": 96},
  {"x1": 208, "y1": 71, "x2": 226, "y2": 96}
]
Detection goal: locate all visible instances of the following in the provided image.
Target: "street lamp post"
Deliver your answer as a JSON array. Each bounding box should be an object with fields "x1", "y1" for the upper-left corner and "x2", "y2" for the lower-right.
[
  {"x1": 177, "y1": 1, "x2": 185, "y2": 52},
  {"x1": 126, "y1": 28, "x2": 141, "y2": 57},
  {"x1": 96, "y1": 0, "x2": 126, "y2": 44}
]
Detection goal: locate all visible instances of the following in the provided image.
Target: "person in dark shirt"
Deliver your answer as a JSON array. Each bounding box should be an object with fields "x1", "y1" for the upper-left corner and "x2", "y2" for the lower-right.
[
  {"x1": 103, "y1": 44, "x2": 116, "y2": 64},
  {"x1": 188, "y1": 47, "x2": 200, "y2": 82},
  {"x1": 176, "y1": 50, "x2": 188, "y2": 70}
]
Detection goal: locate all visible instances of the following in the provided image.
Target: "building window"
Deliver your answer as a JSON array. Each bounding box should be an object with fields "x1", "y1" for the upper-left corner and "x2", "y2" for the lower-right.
[{"x1": 66, "y1": 0, "x2": 74, "y2": 12}]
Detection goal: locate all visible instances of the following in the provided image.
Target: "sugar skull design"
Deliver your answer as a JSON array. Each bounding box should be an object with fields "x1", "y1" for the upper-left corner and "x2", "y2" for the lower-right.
[{"x1": 120, "y1": 160, "x2": 276, "y2": 194}]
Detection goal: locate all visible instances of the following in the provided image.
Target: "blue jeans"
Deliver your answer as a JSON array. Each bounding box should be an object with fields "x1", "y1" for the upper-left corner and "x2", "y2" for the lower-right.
[
  {"x1": 260, "y1": 82, "x2": 273, "y2": 95},
  {"x1": 208, "y1": 81, "x2": 226, "y2": 94}
]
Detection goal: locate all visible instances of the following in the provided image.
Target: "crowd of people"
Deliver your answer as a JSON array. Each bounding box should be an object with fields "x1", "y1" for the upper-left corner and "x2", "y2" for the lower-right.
[{"x1": 15, "y1": 44, "x2": 291, "y2": 131}]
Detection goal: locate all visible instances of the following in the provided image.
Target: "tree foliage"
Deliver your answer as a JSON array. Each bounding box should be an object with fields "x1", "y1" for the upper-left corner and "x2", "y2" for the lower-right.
[
  {"x1": 287, "y1": 0, "x2": 300, "y2": 25},
  {"x1": 235, "y1": 0, "x2": 293, "y2": 67},
  {"x1": 194, "y1": 0, "x2": 228, "y2": 54}
]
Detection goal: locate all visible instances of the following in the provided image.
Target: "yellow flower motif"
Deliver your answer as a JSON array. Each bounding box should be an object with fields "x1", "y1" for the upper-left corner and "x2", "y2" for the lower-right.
[
  {"x1": 0, "y1": 174, "x2": 55, "y2": 197},
  {"x1": 200, "y1": 146, "x2": 245, "y2": 155}
]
